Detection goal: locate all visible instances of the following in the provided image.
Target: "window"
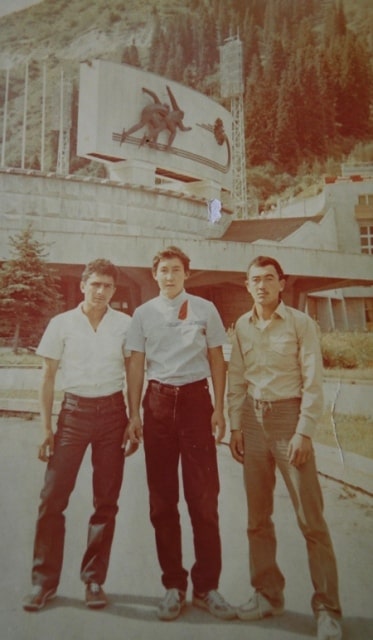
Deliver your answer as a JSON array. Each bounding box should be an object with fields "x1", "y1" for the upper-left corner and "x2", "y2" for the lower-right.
[
  {"x1": 358, "y1": 194, "x2": 373, "y2": 206},
  {"x1": 359, "y1": 224, "x2": 373, "y2": 254}
]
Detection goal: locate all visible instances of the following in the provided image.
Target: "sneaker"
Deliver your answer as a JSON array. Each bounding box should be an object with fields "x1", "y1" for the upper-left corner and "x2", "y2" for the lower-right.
[
  {"x1": 237, "y1": 592, "x2": 284, "y2": 621},
  {"x1": 85, "y1": 582, "x2": 108, "y2": 609},
  {"x1": 157, "y1": 588, "x2": 186, "y2": 621},
  {"x1": 23, "y1": 585, "x2": 57, "y2": 612},
  {"x1": 192, "y1": 589, "x2": 236, "y2": 620},
  {"x1": 317, "y1": 611, "x2": 342, "y2": 640}
]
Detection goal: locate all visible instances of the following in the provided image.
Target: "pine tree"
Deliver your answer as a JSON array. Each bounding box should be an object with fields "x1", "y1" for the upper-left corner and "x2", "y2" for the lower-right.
[
  {"x1": 0, "y1": 226, "x2": 63, "y2": 353},
  {"x1": 337, "y1": 32, "x2": 372, "y2": 137},
  {"x1": 274, "y1": 65, "x2": 300, "y2": 172}
]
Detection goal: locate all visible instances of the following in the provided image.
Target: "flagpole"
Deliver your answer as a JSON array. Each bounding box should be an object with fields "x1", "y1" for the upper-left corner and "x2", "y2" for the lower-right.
[
  {"x1": 21, "y1": 59, "x2": 29, "y2": 169},
  {"x1": 41, "y1": 61, "x2": 46, "y2": 172},
  {"x1": 1, "y1": 66, "x2": 9, "y2": 167}
]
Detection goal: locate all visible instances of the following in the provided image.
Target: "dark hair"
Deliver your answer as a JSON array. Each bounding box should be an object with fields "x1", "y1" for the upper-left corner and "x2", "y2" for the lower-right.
[
  {"x1": 152, "y1": 246, "x2": 190, "y2": 274},
  {"x1": 81, "y1": 259, "x2": 118, "y2": 284},
  {"x1": 247, "y1": 255, "x2": 285, "y2": 280}
]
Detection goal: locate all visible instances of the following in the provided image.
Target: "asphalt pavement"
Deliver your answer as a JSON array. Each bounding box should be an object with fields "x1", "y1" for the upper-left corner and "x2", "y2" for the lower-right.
[{"x1": 0, "y1": 415, "x2": 372, "y2": 640}]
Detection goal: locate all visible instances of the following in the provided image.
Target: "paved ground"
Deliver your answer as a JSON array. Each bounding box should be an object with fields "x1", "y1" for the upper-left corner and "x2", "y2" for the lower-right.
[{"x1": 0, "y1": 415, "x2": 372, "y2": 640}]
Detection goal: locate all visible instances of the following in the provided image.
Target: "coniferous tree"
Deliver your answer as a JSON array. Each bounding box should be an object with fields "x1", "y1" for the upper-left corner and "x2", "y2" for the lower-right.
[
  {"x1": 0, "y1": 226, "x2": 63, "y2": 353},
  {"x1": 200, "y1": 6, "x2": 219, "y2": 74},
  {"x1": 274, "y1": 65, "x2": 300, "y2": 172},
  {"x1": 337, "y1": 32, "x2": 372, "y2": 137},
  {"x1": 317, "y1": 50, "x2": 337, "y2": 147},
  {"x1": 245, "y1": 75, "x2": 278, "y2": 166},
  {"x1": 242, "y1": 11, "x2": 260, "y2": 79}
]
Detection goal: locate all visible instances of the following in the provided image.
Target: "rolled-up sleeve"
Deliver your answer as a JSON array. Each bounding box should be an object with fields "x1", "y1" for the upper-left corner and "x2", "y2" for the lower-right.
[
  {"x1": 227, "y1": 332, "x2": 248, "y2": 431},
  {"x1": 206, "y1": 302, "x2": 227, "y2": 347},
  {"x1": 126, "y1": 310, "x2": 146, "y2": 353}
]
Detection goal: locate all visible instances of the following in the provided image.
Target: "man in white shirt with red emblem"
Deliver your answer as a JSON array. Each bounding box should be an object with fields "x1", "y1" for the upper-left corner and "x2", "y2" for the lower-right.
[
  {"x1": 23, "y1": 259, "x2": 134, "y2": 612},
  {"x1": 126, "y1": 245, "x2": 235, "y2": 622}
]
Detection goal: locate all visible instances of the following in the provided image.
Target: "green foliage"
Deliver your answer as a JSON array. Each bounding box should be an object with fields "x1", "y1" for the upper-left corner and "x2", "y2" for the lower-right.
[
  {"x1": 321, "y1": 332, "x2": 373, "y2": 369},
  {"x1": 0, "y1": 226, "x2": 64, "y2": 352},
  {"x1": 0, "y1": 0, "x2": 371, "y2": 187}
]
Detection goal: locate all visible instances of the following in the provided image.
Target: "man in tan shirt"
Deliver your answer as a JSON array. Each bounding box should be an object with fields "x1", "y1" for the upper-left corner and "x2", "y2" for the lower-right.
[{"x1": 228, "y1": 255, "x2": 342, "y2": 640}]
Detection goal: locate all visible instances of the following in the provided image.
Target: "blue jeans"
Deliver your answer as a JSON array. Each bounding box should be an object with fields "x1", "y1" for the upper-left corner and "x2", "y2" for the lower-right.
[
  {"x1": 242, "y1": 397, "x2": 341, "y2": 617},
  {"x1": 31, "y1": 391, "x2": 128, "y2": 589},
  {"x1": 143, "y1": 379, "x2": 221, "y2": 594}
]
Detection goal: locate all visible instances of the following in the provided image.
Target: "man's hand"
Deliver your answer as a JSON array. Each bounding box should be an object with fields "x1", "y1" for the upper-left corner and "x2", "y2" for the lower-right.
[
  {"x1": 229, "y1": 430, "x2": 244, "y2": 464},
  {"x1": 287, "y1": 433, "x2": 313, "y2": 467},
  {"x1": 211, "y1": 409, "x2": 226, "y2": 443},
  {"x1": 124, "y1": 416, "x2": 143, "y2": 453},
  {"x1": 121, "y1": 424, "x2": 139, "y2": 457},
  {"x1": 38, "y1": 431, "x2": 54, "y2": 462}
]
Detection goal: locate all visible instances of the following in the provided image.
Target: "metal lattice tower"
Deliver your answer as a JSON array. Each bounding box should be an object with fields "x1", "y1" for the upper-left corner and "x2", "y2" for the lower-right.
[{"x1": 220, "y1": 36, "x2": 248, "y2": 218}]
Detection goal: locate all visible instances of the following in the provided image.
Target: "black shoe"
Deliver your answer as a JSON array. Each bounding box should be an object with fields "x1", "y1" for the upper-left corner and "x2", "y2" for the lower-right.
[
  {"x1": 23, "y1": 585, "x2": 57, "y2": 612},
  {"x1": 85, "y1": 582, "x2": 108, "y2": 609}
]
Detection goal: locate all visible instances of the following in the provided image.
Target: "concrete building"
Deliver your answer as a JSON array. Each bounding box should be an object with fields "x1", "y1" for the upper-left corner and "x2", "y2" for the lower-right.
[
  {"x1": 0, "y1": 61, "x2": 372, "y2": 332},
  {"x1": 1, "y1": 166, "x2": 372, "y2": 332}
]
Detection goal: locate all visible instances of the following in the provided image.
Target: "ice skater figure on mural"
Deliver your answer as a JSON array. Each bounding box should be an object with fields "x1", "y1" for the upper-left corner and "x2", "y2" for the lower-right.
[
  {"x1": 228, "y1": 255, "x2": 342, "y2": 640},
  {"x1": 23, "y1": 259, "x2": 135, "y2": 612},
  {"x1": 125, "y1": 245, "x2": 235, "y2": 622},
  {"x1": 120, "y1": 86, "x2": 191, "y2": 149}
]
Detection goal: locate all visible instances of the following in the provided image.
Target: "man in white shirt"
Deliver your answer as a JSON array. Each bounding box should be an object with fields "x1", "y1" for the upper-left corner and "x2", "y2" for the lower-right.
[
  {"x1": 228, "y1": 255, "x2": 342, "y2": 640},
  {"x1": 126, "y1": 246, "x2": 235, "y2": 622},
  {"x1": 23, "y1": 259, "x2": 134, "y2": 612}
]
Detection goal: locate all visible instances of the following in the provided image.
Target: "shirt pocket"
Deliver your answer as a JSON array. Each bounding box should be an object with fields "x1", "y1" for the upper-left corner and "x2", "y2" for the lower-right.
[
  {"x1": 269, "y1": 337, "x2": 298, "y2": 364},
  {"x1": 239, "y1": 338, "x2": 255, "y2": 367}
]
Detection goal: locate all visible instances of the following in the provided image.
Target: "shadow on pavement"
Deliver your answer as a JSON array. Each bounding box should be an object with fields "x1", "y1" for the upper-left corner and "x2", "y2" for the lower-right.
[{"x1": 37, "y1": 594, "x2": 373, "y2": 638}]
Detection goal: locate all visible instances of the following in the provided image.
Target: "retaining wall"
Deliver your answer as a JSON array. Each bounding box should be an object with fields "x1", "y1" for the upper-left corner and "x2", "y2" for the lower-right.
[{"x1": 0, "y1": 367, "x2": 371, "y2": 418}]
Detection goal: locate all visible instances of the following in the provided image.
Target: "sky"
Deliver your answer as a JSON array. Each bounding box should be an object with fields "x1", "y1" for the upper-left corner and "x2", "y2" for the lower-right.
[{"x1": 0, "y1": 0, "x2": 43, "y2": 18}]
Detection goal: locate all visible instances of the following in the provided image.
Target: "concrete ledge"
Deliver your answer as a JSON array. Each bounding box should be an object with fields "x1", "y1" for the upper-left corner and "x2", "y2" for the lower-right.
[
  {"x1": 314, "y1": 442, "x2": 373, "y2": 496},
  {"x1": 0, "y1": 398, "x2": 60, "y2": 414}
]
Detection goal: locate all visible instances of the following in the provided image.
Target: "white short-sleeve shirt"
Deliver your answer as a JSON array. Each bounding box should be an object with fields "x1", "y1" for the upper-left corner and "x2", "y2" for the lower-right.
[
  {"x1": 37, "y1": 304, "x2": 132, "y2": 397},
  {"x1": 126, "y1": 290, "x2": 226, "y2": 385}
]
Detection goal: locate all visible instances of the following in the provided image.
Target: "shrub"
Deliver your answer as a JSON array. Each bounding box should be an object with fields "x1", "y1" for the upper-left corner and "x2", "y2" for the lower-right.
[{"x1": 321, "y1": 332, "x2": 373, "y2": 369}]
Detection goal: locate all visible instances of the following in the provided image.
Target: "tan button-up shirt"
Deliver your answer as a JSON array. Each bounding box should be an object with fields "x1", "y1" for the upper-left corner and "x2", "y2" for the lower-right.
[{"x1": 227, "y1": 301, "x2": 323, "y2": 438}]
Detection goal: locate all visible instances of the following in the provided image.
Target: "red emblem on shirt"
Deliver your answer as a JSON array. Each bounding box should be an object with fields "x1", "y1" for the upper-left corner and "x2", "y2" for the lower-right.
[{"x1": 178, "y1": 300, "x2": 188, "y2": 320}]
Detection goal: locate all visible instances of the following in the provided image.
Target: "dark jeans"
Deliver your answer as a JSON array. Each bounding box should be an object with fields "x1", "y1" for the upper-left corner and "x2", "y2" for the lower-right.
[
  {"x1": 143, "y1": 379, "x2": 222, "y2": 594},
  {"x1": 31, "y1": 391, "x2": 128, "y2": 589}
]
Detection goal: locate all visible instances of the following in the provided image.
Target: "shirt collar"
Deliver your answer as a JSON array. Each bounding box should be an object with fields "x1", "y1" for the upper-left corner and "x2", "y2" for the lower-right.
[
  {"x1": 159, "y1": 289, "x2": 187, "y2": 307},
  {"x1": 248, "y1": 299, "x2": 286, "y2": 323},
  {"x1": 77, "y1": 302, "x2": 112, "y2": 319}
]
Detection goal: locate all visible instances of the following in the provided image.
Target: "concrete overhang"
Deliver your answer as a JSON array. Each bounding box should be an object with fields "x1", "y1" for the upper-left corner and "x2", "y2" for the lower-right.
[{"x1": 47, "y1": 237, "x2": 373, "y2": 294}]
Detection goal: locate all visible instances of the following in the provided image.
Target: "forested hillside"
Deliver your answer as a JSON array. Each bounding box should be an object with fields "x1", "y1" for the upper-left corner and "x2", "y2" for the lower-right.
[{"x1": 0, "y1": 0, "x2": 372, "y2": 203}]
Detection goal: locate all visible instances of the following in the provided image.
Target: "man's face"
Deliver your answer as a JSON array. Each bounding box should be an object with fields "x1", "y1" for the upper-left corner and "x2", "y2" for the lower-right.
[
  {"x1": 80, "y1": 272, "x2": 116, "y2": 310},
  {"x1": 246, "y1": 264, "x2": 285, "y2": 309},
  {"x1": 153, "y1": 257, "x2": 188, "y2": 299}
]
